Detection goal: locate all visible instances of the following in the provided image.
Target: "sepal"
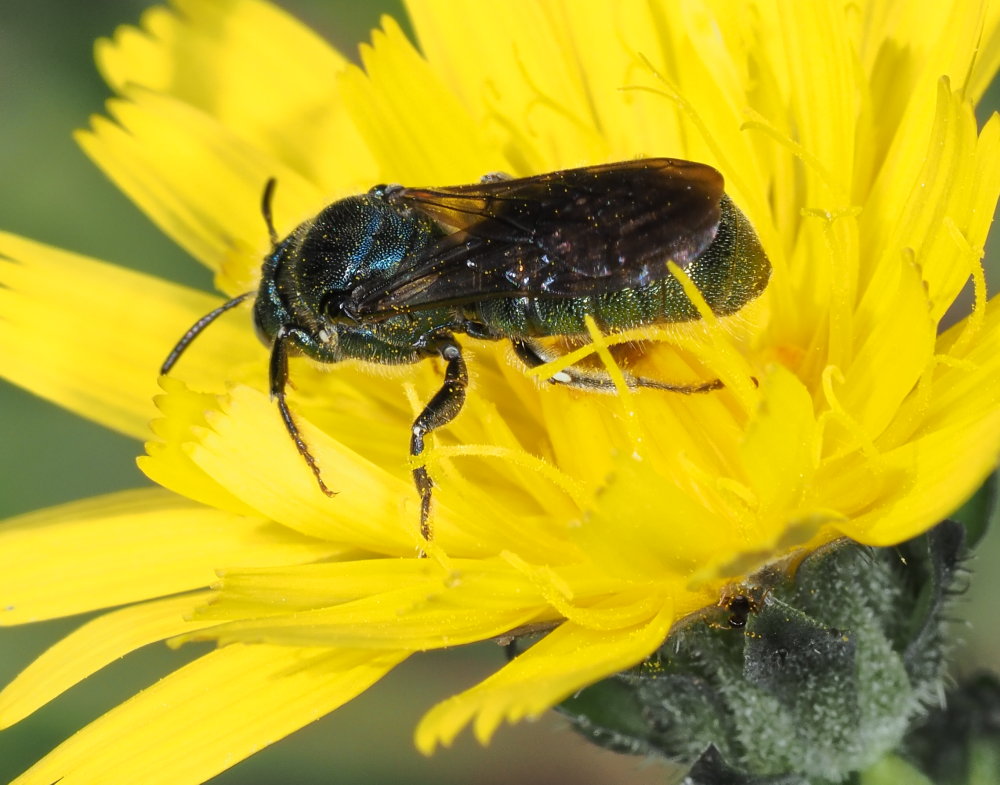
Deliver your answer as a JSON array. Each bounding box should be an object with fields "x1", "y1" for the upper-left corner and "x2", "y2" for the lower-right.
[{"x1": 557, "y1": 521, "x2": 968, "y2": 782}]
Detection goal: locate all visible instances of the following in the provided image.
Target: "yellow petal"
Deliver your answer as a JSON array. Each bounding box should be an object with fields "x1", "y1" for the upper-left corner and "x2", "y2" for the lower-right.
[
  {"x1": 740, "y1": 364, "x2": 820, "y2": 527},
  {"x1": 679, "y1": 363, "x2": 847, "y2": 581},
  {"x1": 204, "y1": 558, "x2": 448, "y2": 616},
  {"x1": 4, "y1": 1, "x2": 1000, "y2": 772},
  {"x1": 338, "y1": 17, "x2": 506, "y2": 183},
  {"x1": 77, "y1": 90, "x2": 324, "y2": 293},
  {"x1": 147, "y1": 365, "x2": 582, "y2": 559},
  {"x1": 895, "y1": 83, "x2": 981, "y2": 321},
  {"x1": 141, "y1": 378, "x2": 264, "y2": 517},
  {"x1": 852, "y1": 410, "x2": 1000, "y2": 546},
  {"x1": 574, "y1": 453, "x2": 729, "y2": 582},
  {"x1": 185, "y1": 383, "x2": 421, "y2": 549},
  {"x1": 186, "y1": 582, "x2": 546, "y2": 650},
  {"x1": 415, "y1": 598, "x2": 674, "y2": 753},
  {"x1": 407, "y1": 0, "x2": 614, "y2": 168},
  {"x1": 187, "y1": 557, "x2": 665, "y2": 651},
  {"x1": 931, "y1": 298, "x2": 1000, "y2": 420},
  {"x1": 844, "y1": 240, "x2": 935, "y2": 439},
  {"x1": 863, "y1": 72, "x2": 993, "y2": 317},
  {"x1": 0, "y1": 231, "x2": 263, "y2": 440},
  {"x1": 201, "y1": 556, "x2": 633, "y2": 622},
  {"x1": 0, "y1": 489, "x2": 336, "y2": 623},
  {"x1": 969, "y1": 4, "x2": 1000, "y2": 100},
  {"x1": 774, "y1": 2, "x2": 856, "y2": 200},
  {"x1": 0, "y1": 593, "x2": 215, "y2": 728},
  {"x1": 97, "y1": 0, "x2": 377, "y2": 193},
  {"x1": 11, "y1": 644, "x2": 407, "y2": 785}
]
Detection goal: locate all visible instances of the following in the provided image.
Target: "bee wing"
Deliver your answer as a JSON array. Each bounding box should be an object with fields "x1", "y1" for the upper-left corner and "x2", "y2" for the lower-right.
[{"x1": 352, "y1": 158, "x2": 724, "y2": 316}]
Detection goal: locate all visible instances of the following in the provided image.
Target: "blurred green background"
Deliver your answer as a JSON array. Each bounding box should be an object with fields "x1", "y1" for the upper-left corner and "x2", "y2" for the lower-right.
[{"x1": 0, "y1": 2, "x2": 997, "y2": 783}]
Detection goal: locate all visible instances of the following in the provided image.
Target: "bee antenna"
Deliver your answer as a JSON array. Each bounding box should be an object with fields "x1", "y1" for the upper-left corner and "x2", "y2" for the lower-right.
[
  {"x1": 262, "y1": 177, "x2": 279, "y2": 248},
  {"x1": 160, "y1": 291, "x2": 254, "y2": 375}
]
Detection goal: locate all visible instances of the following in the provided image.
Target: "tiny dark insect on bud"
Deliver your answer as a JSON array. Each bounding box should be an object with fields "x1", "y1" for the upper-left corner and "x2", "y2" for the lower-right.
[
  {"x1": 161, "y1": 159, "x2": 771, "y2": 544},
  {"x1": 725, "y1": 595, "x2": 754, "y2": 629}
]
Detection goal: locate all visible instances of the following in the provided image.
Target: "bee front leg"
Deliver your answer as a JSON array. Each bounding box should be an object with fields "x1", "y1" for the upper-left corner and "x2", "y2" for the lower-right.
[
  {"x1": 270, "y1": 328, "x2": 337, "y2": 497},
  {"x1": 411, "y1": 337, "x2": 468, "y2": 544}
]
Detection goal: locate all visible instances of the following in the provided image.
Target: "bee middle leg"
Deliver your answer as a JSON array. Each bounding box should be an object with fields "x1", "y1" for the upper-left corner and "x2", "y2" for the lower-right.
[
  {"x1": 411, "y1": 336, "x2": 468, "y2": 544},
  {"x1": 510, "y1": 336, "x2": 722, "y2": 394}
]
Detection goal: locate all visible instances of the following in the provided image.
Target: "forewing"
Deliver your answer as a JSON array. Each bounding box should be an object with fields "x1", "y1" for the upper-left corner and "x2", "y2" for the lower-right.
[{"x1": 353, "y1": 158, "x2": 724, "y2": 316}]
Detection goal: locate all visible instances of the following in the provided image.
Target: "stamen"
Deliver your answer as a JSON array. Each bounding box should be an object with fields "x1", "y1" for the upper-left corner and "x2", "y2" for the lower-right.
[
  {"x1": 582, "y1": 316, "x2": 632, "y2": 399},
  {"x1": 421, "y1": 443, "x2": 588, "y2": 510},
  {"x1": 401, "y1": 381, "x2": 422, "y2": 416},
  {"x1": 521, "y1": 342, "x2": 597, "y2": 380},
  {"x1": 511, "y1": 41, "x2": 604, "y2": 146},
  {"x1": 673, "y1": 450, "x2": 760, "y2": 535},
  {"x1": 500, "y1": 552, "x2": 668, "y2": 631},
  {"x1": 714, "y1": 477, "x2": 760, "y2": 517},
  {"x1": 417, "y1": 536, "x2": 453, "y2": 572},
  {"x1": 667, "y1": 261, "x2": 757, "y2": 413},
  {"x1": 521, "y1": 323, "x2": 717, "y2": 383},
  {"x1": 942, "y1": 216, "x2": 987, "y2": 355},
  {"x1": 817, "y1": 365, "x2": 880, "y2": 463},
  {"x1": 741, "y1": 108, "x2": 850, "y2": 204},
  {"x1": 878, "y1": 352, "x2": 980, "y2": 448},
  {"x1": 481, "y1": 92, "x2": 546, "y2": 176},
  {"x1": 584, "y1": 315, "x2": 641, "y2": 450},
  {"x1": 552, "y1": 592, "x2": 665, "y2": 631},
  {"x1": 623, "y1": 54, "x2": 776, "y2": 243},
  {"x1": 800, "y1": 206, "x2": 862, "y2": 370}
]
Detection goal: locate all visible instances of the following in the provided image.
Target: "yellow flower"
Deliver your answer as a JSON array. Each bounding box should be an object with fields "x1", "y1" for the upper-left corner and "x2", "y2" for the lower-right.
[{"x1": 2, "y1": 1, "x2": 999, "y2": 783}]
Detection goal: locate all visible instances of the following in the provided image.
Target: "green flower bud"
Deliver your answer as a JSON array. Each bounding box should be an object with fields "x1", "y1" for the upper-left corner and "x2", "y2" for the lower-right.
[{"x1": 558, "y1": 521, "x2": 966, "y2": 783}]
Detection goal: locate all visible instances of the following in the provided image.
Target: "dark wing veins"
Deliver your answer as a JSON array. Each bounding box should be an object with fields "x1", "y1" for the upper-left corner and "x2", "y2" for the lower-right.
[{"x1": 350, "y1": 158, "x2": 724, "y2": 318}]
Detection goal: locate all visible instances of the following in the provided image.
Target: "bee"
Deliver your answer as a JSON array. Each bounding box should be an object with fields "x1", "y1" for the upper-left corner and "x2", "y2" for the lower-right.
[{"x1": 162, "y1": 159, "x2": 771, "y2": 542}]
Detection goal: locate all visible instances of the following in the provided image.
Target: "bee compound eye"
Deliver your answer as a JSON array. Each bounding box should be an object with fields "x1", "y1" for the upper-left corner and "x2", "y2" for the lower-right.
[
  {"x1": 479, "y1": 171, "x2": 513, "y2": 183},
  {"x1": 369, "y1": 183, "x2": 404, "y2": 201},
  {"x1": 369, "y1": 183, "x2": 402, "y2": 199}
]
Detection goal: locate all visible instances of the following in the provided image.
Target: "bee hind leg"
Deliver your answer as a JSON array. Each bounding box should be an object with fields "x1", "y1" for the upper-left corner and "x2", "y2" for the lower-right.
[
  {"x1": 510, "y1": 337, "x2": 722, "y2": 394},
  {"x1": 411, "y1": 336, "x2": 468, "y2": 545}
]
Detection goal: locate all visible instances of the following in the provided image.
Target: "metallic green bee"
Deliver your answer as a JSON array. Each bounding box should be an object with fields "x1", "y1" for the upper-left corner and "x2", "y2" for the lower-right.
[{"x1": 162, "y1": 159, "x2": 771, "y2": 541}]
